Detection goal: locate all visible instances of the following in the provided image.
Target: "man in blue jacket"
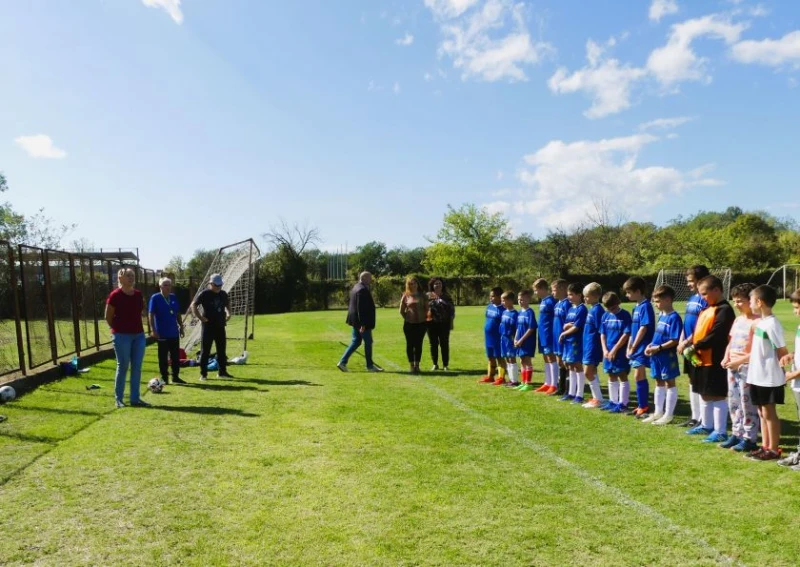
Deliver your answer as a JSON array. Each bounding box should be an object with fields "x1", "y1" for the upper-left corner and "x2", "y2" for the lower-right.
[{"x1": 337, "y1": 272, "x2": 383, "y2": 373}]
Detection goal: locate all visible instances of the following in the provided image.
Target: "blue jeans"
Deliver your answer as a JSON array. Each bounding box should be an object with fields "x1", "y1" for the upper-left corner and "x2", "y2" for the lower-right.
[
  {"x1": 339, "y1": 327, "x2": 373, "y2": 368},
  {"x1": 112, "y1": 332, "x2": 146, "y2": 403}
]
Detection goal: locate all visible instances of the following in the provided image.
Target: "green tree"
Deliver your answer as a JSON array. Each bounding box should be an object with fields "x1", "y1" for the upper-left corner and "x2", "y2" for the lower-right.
[
  {"x1": 185, "y1": 249, "x2": 216, "y2": 281},
  {"x1": 351, "y1": 241, "x2": 388, "y2": 276},
  {"x1": 424, "y1": 204, "x2": 510, "y2": 277}
]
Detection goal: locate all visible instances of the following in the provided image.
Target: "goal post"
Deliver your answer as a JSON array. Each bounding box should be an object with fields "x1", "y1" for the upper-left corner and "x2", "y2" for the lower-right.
[
  {"x1": 654, "y1": 268, "x2": 732, "y2": 302},
  {"x1": 181, "y1": 238, "x2": 261, "y2": 356},
  {"x1": 766, "y1": 264, "x2": 800, "y2": 300}
]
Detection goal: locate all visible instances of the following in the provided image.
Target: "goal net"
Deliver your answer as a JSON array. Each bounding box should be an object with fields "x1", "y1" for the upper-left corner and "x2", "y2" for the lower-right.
[
  {"x1": 181, "y1": 239, "x2": 260, "y2": 357},
  {"x1": 654, "y1": 268, "x2": 732, "y2": 302}
]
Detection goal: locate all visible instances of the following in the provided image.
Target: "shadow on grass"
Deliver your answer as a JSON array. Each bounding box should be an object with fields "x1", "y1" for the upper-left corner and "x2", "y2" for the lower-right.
[
  {"x1": 149, "y1": 404, "x2": 260, "y2": 417},
  {"x1": 181, "y1": 383, "x2": 262, "y2": 392},
  {"x1": 237, "y1": 377, "x2": 321, "y2": 387},
  {"x1": 0, "y1": 430, "x2": 59, "y2": 444},
  {"x1": 12, "y1": 406, "x2": 104, "y2": 417}
]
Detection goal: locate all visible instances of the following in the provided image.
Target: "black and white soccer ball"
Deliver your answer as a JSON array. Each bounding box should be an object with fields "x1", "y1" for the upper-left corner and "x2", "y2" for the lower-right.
[
  {"x1": 148, "y1": 378, "x2": 165, "y2": 393},
  {"x1": 0, "y1": 385, "x2": 16, "y2": 403}
]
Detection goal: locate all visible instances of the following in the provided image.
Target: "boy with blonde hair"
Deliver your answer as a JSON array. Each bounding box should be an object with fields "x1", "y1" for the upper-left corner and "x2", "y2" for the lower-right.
[{"x1": 581, "y1": 282, "x2": 606, "y2": 408}]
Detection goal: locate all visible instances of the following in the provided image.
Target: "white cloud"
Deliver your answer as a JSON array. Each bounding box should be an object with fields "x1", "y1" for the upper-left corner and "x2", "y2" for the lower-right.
[
  {"x1": 731, "y1": 30, "x2": 800, "y2": 68},
  {"x1": 497, "y1": 133, "x2": 722, "y2": 229},
  {"x1": 14, "y1": 135, "x2": 67, "y2": 159},
  {"x1": 548, "y1": 40, "x2": 647, "y2": 118},
  {"x1": 368, "y1": 80, "x2": 382, "y2": 91},
  {"x1": 483, "y1": 200, "x2": 511, "y2": 215},
  {"x1": 428, "y1": 0, "x2": 552, "y2": 82},
  {"x1": 141, "y1": 0, "x2": 183, "y2": 24},
  {"x1": 649, "y1": 0, "x2": 678, "y2": 23},
  {"x1": 638, "y1": 116, "x2": 694, "y2": 130},
  {"x1": 393, "y1": 81, "x2": 401, "y2": 94},
  {"x1": 396, "y1": 33, "x2": 415, "y2": 46},
  {"x1": 647, "y1": 14, "x2": 747, "y2": 85},
  {"x1": 424, "y1": 72, "x2": 434, "y2": 81}
]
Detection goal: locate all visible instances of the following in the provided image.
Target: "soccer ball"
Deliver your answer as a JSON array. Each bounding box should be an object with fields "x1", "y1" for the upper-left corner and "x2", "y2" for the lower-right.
[
  {"x1": 0, "y1": 385, "x2": 16, "y2": 402},
  {"x1": 148, "y1": 378, "x2": 165, "y2": 393}
]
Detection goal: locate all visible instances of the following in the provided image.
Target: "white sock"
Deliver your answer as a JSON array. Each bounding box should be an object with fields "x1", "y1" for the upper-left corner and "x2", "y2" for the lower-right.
[
  {"x1": 690, "y1": 387, "x2": 701, "y2": 421},
  {"x1": 620, "y1": 381, "x2": 631, "y2": 405},
  {"x1": 507, "y1": 363, "x2": 517, "y2": 383},
  {"x1": 568, "y1": 371, "x2": 577, "y2": 396},
  {"x1": 702, "y1": 399, "x2": 713, "y2": 429},
  {"x1": 654, "y1": 386, "x2": 666, "y2": 416},
  {"x1": 609, "y1": 381, "x2": 619, "y2": 404},
  {"x1": 589, "y1": 378, "x2": 604, "y2": 401},
  {"x1": 576, "y1": 372, "x2": 586, "y2": 398},
  {"x1": 666, "y1": 386, "x2": 678, "y2": 418},
  {"x1": 541, "y1": 362, "x2": 550, "y2": 385},
  {"x1": 713, "y1": 400, "x2": 729, "y2": 435},
  {"x1": 548, "y1": 362, "x2": 559, "y2": 386}
]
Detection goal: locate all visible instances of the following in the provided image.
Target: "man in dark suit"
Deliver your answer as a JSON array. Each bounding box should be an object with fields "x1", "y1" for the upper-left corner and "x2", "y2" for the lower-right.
[{"x1": 338, "y1": 271, "x2": 383, "y2": 372}]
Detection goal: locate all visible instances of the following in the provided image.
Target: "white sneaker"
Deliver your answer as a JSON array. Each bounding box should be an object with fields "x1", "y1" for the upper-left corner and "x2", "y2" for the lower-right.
[
  {"x1": 431, "y1": 364, "x2": 439, "y2": 371},
  {"x1": 653, "y1": 414, "x2": 674, "y2": 425},
  {"x1": 777, "y1": 451, "x2": 800, "y2": 467},
  {"x1": 336, "y1": 362, "x2": 348, "y2": 372},
  {"x1": 641, "y1": 413, "x2": 663, "y2": 424},
  {"x1": 443, "y1": 367, "x2": 449, "y2": 372},
  {"x1": 199, "y1": 375, "x2": 207, "y2": 382}
]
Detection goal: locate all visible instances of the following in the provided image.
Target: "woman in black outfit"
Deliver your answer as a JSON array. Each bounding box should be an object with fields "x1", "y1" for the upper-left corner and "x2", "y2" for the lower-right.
[{"x1": 427, "y1": 277, "x2": 455, "y2": 371}]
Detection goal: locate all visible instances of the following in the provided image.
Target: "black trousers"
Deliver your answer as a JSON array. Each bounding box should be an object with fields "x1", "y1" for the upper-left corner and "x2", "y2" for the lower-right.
[
  {"x1": 157, "y1": 337, "x2": 181, "y2": 380},
  {"x1": 200, "y1": 324, "x2": 227, "y2": 375},
  {"x1": 403, "y1": 322, "x2": 427, "y2": 364},
  {"x1": 427, "y1": 321, "x2": 451, "y2": 367}
]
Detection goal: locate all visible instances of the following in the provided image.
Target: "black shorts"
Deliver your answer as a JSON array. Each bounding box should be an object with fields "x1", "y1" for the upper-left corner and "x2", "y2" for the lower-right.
[
  {"x1": 750, "y1": 384, "x2": 785, "y2": 406},
  {"x1": 692, "y1": 366, "x2": 728, "y2": 398},
  {"x1": 683, "y1": 358, "x2": 696, "y2": 379}
]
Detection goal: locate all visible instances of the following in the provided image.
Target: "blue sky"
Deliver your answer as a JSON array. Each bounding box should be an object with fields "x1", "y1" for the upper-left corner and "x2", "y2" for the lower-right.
[{"x1": 1, "y1": 0, "x2": 799, "y2": 269}]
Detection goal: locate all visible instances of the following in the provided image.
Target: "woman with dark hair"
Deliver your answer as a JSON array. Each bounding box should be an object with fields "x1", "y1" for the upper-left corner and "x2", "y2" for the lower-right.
[
  {"x1": 400, "y1": 276, "x2": 428, "y2": 374},
  {"x1": 427, "y1": 277, "x2": 455, "y2": 371}
]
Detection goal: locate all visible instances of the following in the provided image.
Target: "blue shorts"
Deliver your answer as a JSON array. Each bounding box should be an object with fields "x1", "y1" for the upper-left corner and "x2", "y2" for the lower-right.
[
  {"x1": 553, "y1": 334, "x2": 563, "y2": 356},
  {"x1": 500, "y1": 336, "x2": 516, "y2": 358},
  {"x1": 650, "y1": 351, "x2": 680, "y2": 381},
  {"x1": 562, "y1": 341, "x2": 583, "y2": 364},
  {"x1": 603, "y1": 357, "x2": 630, "y2": 375},
  {"x1": 629, "y1": 354, "x2": 650, "y2": 368},
  {"x1": 516, "y1": 339, "x2": 536, "y2": 358},
  {"x1": 539, "y1": 333, "x2": 553, "y2": 356},
  {"x1": 485, "y1": 333, "x2": 501, "y2": 359},
  {"x1": 582, "y1": 346, "x2": 603, "y2": 367}
]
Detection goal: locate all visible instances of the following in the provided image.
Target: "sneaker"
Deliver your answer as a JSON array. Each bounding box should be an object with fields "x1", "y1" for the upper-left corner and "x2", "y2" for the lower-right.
[
  {"x1": 582, "y1": 399, "x2": 602, "y2": 409},
  {"x1": 431, "y1": 364, "x2": 439, "y2": 371},
  {"x1": 337, "y1": 362, "x2": 349, "y2": 372},
  {"x1": 746, "y1": 446, "x2": 769, "y2": 459},
  {"x1": 443, "y1": 367, "x2": 450, "y2": 372},
  {"x1": 161, "y1": 377, "x2": 170, "y2": 385},
  {"x1": 518, "y1": 384, "x2": 535, "y2": 392},
  {"x1": 598, "y1": 401, "x2": 614, "y2": 411},
  {"x1": 677, "y1": 418, "x2": 699, "y2": 428},
  {"x1": 545, "y1": 386, "x2": 559, "y2": 395},
  {"x1": 608, "y1": 403, "x2": 625, "y2": 413},
  {"x1": 367, "y1": 365, "x2": 384, "y2": 373},
  {"x1": 687, "y1": 425, "x2": 713, "y2": 436},
  {"x1": 559, "y1": 394, "x2": 575, "y2": 402},
  {"x1": 218, "y1": 372, "x2": 234, "y2": 379},
  {"x1": 172, "y1": 376, "x2": 187, "y2": 384},
  {"x1": 115, "y1": 400, "x2": 125, "y2": 409},
  {"x1": 633, "y1": 406, "x2": 649, "y2": 418},
  {"x1": 534, "y1": 384, "x2": 549, "y2": 393},
  {"x1": 199, "y1": 375, "x2": 207, "y2": 382},
  {"x1": 478, "y1": 376, "x2": 494, "y2": 384},
  {"x1": 131, "y1": 399, "x2": 152, "y2": 408},
  {"x1": 733, "y1": 439, "x2": 759, "y2": 452},
  {"x1": 776, "y1": 451, "x2": 800, "y2": 467},
  {"x1": 702, "y1": 432, "x2": 728, "y2": 443},
  {"x1": 505, "y1": 381, "x2": 521, "y2": 388},
  {"x1": 641, "y1": 412, "x2": 663, "y2": 424},
  {"x1": 750, "y1": 449, "x2": 781, "y2": 461},
  {"x1": 719, "y1": 435, "x2": 741, "y2": 449},
  {"x1": 571, "y1": 396, "x2": 585, "y2": 405},
  {"x1": 653, "y1": 414, "x2": 674, "y2": 425},
  {"x1": 492, "y1": 378, "x2": 506, "y2": 386},
  {"x1": 622, "y1": 407, "x2": 639, "y2": 416}
]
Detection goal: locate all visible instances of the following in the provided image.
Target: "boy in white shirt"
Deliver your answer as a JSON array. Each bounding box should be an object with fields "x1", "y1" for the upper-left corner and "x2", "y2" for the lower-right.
[
  {"x1": 777, "y1": 290, "x2": 800, "y2": 470},
  {"x1": 745, "y1": 285, "x2": 789, "y2": 461}
]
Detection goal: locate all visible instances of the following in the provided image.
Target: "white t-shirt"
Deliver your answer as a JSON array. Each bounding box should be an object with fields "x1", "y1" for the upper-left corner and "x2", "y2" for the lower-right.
[
  {"x1": 746, "y1": 315, "x2": 786, "y2": 388},
  {"x1": 792, "y1": 325, "x2": 800, "y2": 393}
]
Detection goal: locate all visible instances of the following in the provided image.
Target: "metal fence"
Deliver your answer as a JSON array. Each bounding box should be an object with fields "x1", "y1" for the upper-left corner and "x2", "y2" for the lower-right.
[{"x1": 0, "y1": 241, "x2": 159, "y2": 380}]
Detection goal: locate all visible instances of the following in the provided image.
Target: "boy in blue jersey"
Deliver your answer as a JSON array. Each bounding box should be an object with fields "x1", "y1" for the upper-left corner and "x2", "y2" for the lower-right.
[
  {"x1": 499, "y1": 292, "x2": 520, "y2": 387},
  {"x1": 642, "y1": 285, "x2": 683, "y2": 424},
  {"x1": 676, "y1": 265, "x2": 710, "y2": 427},
  {"x1": 514, "y1": 289, "x2": 538, "y2": 392},
  {"x1": 534, "y1": 279, "x2": 559, "y2": 394},
  {"x1": 600, "y1": 292, "x2": 632, "y2": 412},
  {"x1": 551, "y1": 279, "x2": 570, "y2": 396},
  {"x1": 559, "y1": 283, "x2": 588, "y2": 404},
  {"x1": 581, "y1": 283, "x2": 606, "y2": 408},
  {"x1": 624, "y1": 276, "x2": 655, "y2": 418},
  {"x1": 479, "y1": 287, "x2": 506, "y2": 385}
]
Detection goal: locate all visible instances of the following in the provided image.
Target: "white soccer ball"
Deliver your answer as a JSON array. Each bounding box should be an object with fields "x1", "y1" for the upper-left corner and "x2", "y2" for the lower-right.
[
  {"x1": 0, "y1": 385, "x2": 16, "y2": 402},
  {"x1": 148, "y1": 378, "x2": 165, "y2": 393}
]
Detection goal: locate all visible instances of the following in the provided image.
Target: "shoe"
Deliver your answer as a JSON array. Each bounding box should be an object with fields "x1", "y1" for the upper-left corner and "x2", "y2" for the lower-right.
[
  {"x1": 337, "y1": 362, "x2": 349, "y2": 372},
  {"x1": 172, "y1": 376, "x2": 187, "y2": 384},
  {"x1": 687, "y1": 425, "x2": 713, "y2": 435},
  {"x1": 558, "y1": 394, "x2": 575, "y2": 402},
  {"x1": 582, "y1": 399, "x2": 602, "y2": 409},
  {"x1": 199, "y1": 375, "x2": 207, "y2": 382},
  {"x1": 478, "y1": 376, "x2": 494, "y2": 384},
  {"x1": 162, "y1": 377, "x2": 170, "y2": 385},
  {"x1": 733, "y1": 439, "x2": 759, "y2": 452},
  {"x1": 505, "y1": 382, "x2": 521, "y2": 388},
  {"x1": 653, "y1": 414, "x2": 674, "y2": 425},
  {"x1": 633, "y1": 406, "x2": 649, "y2": 418},
  {"x1": 367, "y1": 365, "x2": 384, "y2": 373},
  {"x1": 750, "y1": 448, "x2": 781, "y2": 461},
  {"x1": 545, "y1": 386, "x2": 559, "y2": 395},
  {"x1": 777, "y1": 451, "x2": 800, "y2": 467},
  {"x1": 702, "y1": 432, "x2": 728, "y2": 443},
  {"x1": 747, "y1": 447, "x2": 766, "y2": 459},
  {"x1": 608, "y1": 403, "x2": 625, "y2": 413},
  {"x1": 641, "y1": 412, "x2": 663, "y2": 424},
  {"x1": 431, "y1": 364, "x2": 439, "y2": 371},
  {"x1": 443, "y1": 367, "x2": 450, "y2": 372},
  {"x1": 218, "y1": 372, "x2": 234, "y2": 378},
  {"x1": 622, "y1": 407, "x2": 638, "y2": 416},
  {"x1": 518, "y1": 384, "x2": 535, "y2": 392},
  {"x1": 492, "y1": 378, "x2": 506, "y2": 386},
  {"x1": 571, "y1": 396, "x2": 585, "y2": 405},
  {"x1": 677, "y1": 418, "x2": 699, "y2": 428},
  {"x1": 719, "y1": 435, "x2": 741, "y2": 449},
  {"x1": 131, "y1": 400, "x2": 152, "y2": 408},
  {"x1": 115, "y1": 400, "x2": 125, "y2": 409},
  {"x1": 534, "y1": 384, "x2": 549, "y2": 393}
]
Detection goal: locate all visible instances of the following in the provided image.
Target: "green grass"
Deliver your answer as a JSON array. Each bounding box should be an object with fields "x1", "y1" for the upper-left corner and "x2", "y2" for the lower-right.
[{"x1": 0, "y1": 304, "x2": 798, "y2": 566}]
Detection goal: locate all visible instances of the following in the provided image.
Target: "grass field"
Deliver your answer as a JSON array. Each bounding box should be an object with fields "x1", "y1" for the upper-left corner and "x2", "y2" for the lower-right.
[{"x1": 0, "y1": 303, "x2": 798, "y2": 566}]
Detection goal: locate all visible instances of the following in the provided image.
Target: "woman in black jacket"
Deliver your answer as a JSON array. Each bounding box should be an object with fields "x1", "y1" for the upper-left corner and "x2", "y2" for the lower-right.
[{"x1": 427, "y1": 277, "x2": 455, "y2": 371}]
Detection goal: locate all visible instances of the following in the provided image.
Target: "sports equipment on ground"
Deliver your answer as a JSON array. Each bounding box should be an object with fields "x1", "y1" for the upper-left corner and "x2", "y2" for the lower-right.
[
  {"x1": 181, "y1": 239, "x2": 261, "y2": 357},
  {"x1": 0, "y1": 385, "x2": 16, "y2": 402},
  {"x1": 148, "y1": 378, "x2": 165, "y2": 393},
  {"x1": 653, "y1": 267, "x2": 732, "y2": 301}
]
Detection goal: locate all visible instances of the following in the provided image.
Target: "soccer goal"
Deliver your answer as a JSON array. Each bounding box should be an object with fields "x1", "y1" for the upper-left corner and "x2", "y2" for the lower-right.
[
  {"x1": 654, "y1": 268, "x2": 732, "y2": 302},
  {"x1": 766, "y1": 264, "x2": 800, "y2": 300},
  {"x1": 181, "y1": 239, "x2": 261, "y2": 356}
]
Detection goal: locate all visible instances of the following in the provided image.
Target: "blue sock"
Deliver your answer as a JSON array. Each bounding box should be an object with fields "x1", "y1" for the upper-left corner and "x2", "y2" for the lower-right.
[{"x1": 636, "y1": 380, "x2": 650, "y2": 409}]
